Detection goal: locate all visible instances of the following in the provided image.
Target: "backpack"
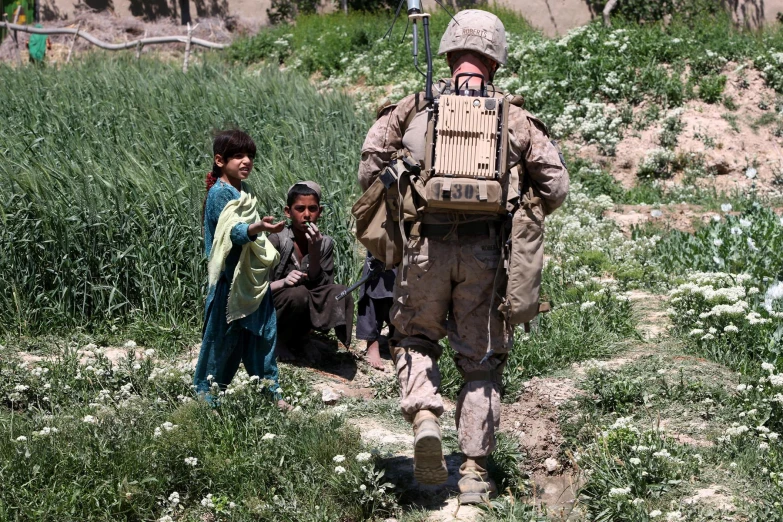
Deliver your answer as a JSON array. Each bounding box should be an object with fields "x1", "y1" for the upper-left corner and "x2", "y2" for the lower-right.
[{"x1": 353, "y1": 90, "x2": 550, "y2": 325}]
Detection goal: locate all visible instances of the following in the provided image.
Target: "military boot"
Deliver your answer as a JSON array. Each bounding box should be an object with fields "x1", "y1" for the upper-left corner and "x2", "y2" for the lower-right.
[
  {"x1": 412, "y1": 410, "x2": 448, "y2": 485},
  {"x1": 458, "y1": 457, "x2": 497, "y2": 505}
]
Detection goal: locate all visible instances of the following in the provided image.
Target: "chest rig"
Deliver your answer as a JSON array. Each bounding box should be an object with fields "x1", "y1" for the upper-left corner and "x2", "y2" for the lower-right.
[{"x1": 420, "y1": 81, "x2": 510, "y2": 215}]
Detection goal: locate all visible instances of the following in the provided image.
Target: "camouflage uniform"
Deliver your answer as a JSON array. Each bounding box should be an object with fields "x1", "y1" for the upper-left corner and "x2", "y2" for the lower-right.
[
  {"x1": 359, "y1": 86, "x2": 569, "y2": 458},
  {"x1": 357, "y1": 11, "x2": 569, "y2": 496}
]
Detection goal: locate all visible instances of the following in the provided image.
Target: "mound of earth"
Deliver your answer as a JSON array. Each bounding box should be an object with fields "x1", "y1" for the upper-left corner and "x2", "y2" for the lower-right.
[{"x1": 574, "y1": 63, "x2": 783, "y2": 196}]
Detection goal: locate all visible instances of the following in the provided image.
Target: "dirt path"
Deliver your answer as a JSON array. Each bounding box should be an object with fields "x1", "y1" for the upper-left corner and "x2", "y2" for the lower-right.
[{"x1": 287, "y1": 290, "x2": 677, "y2": 520}]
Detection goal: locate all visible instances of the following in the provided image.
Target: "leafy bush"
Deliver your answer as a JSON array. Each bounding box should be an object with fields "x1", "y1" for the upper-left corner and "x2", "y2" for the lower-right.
[
  {"x1": 658, "y1": 109, "x2": 684, "y2": 148},
  {"x1": 637, "y1": 148, "x2": 676, "y2": 180},
  {"x1": 698, "y1": 74, "x2": 727, "y2": 103},
  {"x1": 668, "y1": 272, "x2": 783, "y2": 371},
  {"x1": 578, "y1": 427, "x2": 702, "y2": 521}
]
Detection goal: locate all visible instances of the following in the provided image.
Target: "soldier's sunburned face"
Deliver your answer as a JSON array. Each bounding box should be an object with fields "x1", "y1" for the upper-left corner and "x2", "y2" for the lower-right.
[{"x1": 285, "y1": 195, "x2": 322, "y2": 232}]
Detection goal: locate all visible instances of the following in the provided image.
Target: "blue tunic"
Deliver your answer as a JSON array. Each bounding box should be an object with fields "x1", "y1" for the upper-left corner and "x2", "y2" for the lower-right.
[{"x1": 193, "y1": 179, "x2": 280, "y2": 399}]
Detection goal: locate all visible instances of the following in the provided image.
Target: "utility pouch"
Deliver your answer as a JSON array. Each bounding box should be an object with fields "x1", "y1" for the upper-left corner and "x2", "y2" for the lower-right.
[
  {"x1": 352, "y1": 150, "x2": 422, "y2": 266},
  {"x1": 385, "y1": 152, "x2": 422, "y2": 223},
  {"x1": 499, "y1": 189, "x2": 545, "y2": 325}
]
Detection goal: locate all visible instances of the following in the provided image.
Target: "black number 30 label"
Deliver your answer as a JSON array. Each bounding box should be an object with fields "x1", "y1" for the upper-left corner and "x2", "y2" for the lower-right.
[{"x1": 450, "y1": 183, "x2": 477, "y2": 201}]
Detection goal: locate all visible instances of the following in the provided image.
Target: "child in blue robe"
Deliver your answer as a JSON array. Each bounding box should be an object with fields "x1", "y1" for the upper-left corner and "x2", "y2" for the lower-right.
[{"x1": 194, "y1": 130, "x2": 287, "y2": 408}]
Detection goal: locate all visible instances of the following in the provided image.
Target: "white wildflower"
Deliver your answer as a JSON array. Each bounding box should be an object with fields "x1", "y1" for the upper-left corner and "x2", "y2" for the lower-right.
[
  {"x1": 262, "y1": 433, "x2": 276, "y2": 440},
  {"x1": 184, "y1": 457, "x2": 198, "y2": 466},
  {"x1": 650, "y1": 510, "x2": 662, "y2": 518},
  {"x1": 334, "y1": 466, "x2": 347, "y2": 474},
  {"x1": 356, "y1": 452, "x2": 372, "y2": 462},
  {"x1": 764, "y1": 282, "x2": 783, "y2": 312},
  {"x1": 746, "y1": 167, "x2": 758, "y2": 179},
  {"x1": 629, "y1": 457, "x2": 641, "y2": 465},
  {"x1": 168, "y1": 492, "x2": 180, "y2": 506},
  {"x1": 713, "y1": 239, "x2": 723, "y2": 247},
  {"x1": 82, "y1": 415, "x2": 97, "y2": 424},
  {"x1": 609, "y1": 487, "x2": 631, "y2": 497},
  {"x1": 15, "y1": 436, "x2": 27, "y2": 443},
  {"x1": 653, "y1": 449, "x2": 672, "y2": 459},
  {"x1": 333, "y1": 455, "x2": 346, "y2": 463},
  {"x1": 721, "y1": 203, "x2": 732, "y2": 212},
  {"x1": 580, "y1": 301, "x2": 596, "y2": 311},
  {"x1": 762, "y1": 362, "x2": 775, "y2": 372},
  {"x1": 123, "y1": 340, "x2": 137, "y2": 348}
]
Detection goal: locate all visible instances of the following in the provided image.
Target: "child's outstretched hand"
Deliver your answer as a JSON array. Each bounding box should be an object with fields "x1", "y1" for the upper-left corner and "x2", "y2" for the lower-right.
[{"x1": 257, "y1": 216, "x2": 285, "y2": 234}]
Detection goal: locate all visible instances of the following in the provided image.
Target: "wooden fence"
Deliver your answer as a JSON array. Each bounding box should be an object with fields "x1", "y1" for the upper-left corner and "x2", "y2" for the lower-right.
[{"x1": 0, "y1": 14, "x2": 227, "y2": 72}]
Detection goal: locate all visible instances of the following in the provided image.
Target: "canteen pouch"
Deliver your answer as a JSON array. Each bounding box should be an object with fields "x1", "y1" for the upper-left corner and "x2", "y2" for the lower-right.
[
  {"x1": 424, "y1": 178, "x2": 505, "y2": 214},
  {"x1": 352, "y1": 151, "x2": 422, "y2": 266},
  {"x1": 352, "y1": 176, "x2": 402, "y2": 266},
  {"x1": 499, "y1": 192, "x2": 545, "y2": 325}
]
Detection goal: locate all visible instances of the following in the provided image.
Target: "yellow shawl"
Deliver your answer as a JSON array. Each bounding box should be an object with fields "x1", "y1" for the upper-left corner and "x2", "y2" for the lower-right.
[{"x1": 207, "y1": 191, "x2": 280, "y2": 323}]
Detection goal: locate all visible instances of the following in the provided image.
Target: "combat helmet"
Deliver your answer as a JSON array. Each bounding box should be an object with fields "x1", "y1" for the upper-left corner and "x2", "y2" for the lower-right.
[{"x1": 438, "y1": 9, "x2": 508, "y2": 67}]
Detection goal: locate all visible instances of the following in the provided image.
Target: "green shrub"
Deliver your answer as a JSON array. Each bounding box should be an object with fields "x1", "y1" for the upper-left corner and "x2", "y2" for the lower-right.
[
  {"x1": 699, "y1": 74, "x2": 727, "y2": 103},
  {"x1": 637, "y1": 149, "x2": 676, "y2": 180}
]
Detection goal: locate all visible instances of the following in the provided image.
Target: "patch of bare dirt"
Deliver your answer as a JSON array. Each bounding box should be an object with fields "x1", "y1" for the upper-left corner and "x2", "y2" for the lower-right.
[
  {"x1": 683, "y1": 485, "x2": 737, "y2": 512},
  {"x1": 501, "y1": 375, "x2": 581, "y2": 517},
  {"x1": 605, "y1": 203, "x2": 721, "y2": 235},
  {"x1": 575, "y1": 63, "x2": 783, "y2": 196},
  {"x1": 16, "y1": 346, "x2": 143, "y2": 365},
  {"x1": 570, "y1": 350, "x2": 652, "y2": 376}
]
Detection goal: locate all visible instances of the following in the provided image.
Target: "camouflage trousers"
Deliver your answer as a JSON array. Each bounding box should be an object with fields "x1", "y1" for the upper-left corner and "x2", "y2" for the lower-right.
[{"x1": 391, "y1": 232, "x2": 512, "y2": 458}]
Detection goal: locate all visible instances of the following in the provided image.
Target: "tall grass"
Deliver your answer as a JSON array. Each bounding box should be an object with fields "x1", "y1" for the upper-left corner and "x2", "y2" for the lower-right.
[{"x1": 0, "y1": 56, "x2": 369, "y2": 341}]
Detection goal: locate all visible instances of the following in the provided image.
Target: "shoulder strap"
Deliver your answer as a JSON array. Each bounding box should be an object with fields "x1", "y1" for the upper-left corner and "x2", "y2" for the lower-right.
[
  {"x1": 273, "y1": 231, "x2": 295, "y2": 282},
  {"x1": 402, "y1": 92, "x2": 431, "y2": 133}
]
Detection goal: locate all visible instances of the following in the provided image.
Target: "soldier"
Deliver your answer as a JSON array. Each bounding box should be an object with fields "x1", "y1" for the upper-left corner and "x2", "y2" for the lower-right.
[{"x1": 357, "y1": 10, "x2": 570, "y2": 504}]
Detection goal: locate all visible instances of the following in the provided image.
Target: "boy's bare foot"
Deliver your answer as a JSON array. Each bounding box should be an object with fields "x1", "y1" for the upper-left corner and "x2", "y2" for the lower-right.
[
  {"x1": 276, "y1": 343, "x2": 296, "y2": 362},
  {"x1": 366, "y1": 340, "x2": 386, "y2": 371},
  {"x1": 277, "y1": 399, "x2": 293, "y2": 411}
]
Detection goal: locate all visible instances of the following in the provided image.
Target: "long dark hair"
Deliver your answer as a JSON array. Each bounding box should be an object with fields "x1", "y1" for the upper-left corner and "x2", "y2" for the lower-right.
[{"x1": 203, "y1": 129, "x2": 257, "y2": 217}]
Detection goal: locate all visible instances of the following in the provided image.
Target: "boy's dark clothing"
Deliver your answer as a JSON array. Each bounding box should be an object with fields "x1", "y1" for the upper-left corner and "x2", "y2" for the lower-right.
[
  {"x1": 356, "y1": 253, "x2": 397, "y2": 341},
  {"x1": 269, "y1": 226, "x2": 353, "y2": 350}
]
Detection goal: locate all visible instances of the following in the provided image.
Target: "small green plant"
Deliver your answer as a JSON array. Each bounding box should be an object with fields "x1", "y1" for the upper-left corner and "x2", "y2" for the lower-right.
[
  {"x1": 693, "y1": 127, "x2": 717, "y2": 148},
  {"x1": 638, "y1": 148, "x2": 676, "y2": 180},
  {"x1": 659, "y1": 109, "x2": 685, "y2": 149},
  {"x1": 723, "y1": 94, "x2": 739, "y2": 110},
  {"x1": 699, "y1": 74, "x2": 727, "y2": 103},
  {"x1": 752, "y1": 112, "x2": 778, "y2": 132},
  {"x1": 722, "y1": 113, "x2": 741, "y2": 133}
]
